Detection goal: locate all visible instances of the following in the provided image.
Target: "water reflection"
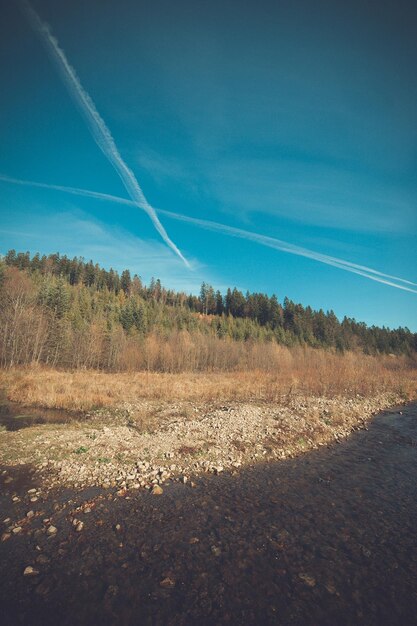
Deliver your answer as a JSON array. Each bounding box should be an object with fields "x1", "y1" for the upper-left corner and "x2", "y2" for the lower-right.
[{"x1": 0, "y1": 401, "x2": 81, "y2": 431}]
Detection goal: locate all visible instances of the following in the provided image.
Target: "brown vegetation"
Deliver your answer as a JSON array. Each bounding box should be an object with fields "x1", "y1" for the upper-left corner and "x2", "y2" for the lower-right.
[
  {"x1": 1, "y1": 347, "x2": 415, "y2": 412},
  {"x1": 1, "y1": 262, "x2": 416, "y2": 375}
]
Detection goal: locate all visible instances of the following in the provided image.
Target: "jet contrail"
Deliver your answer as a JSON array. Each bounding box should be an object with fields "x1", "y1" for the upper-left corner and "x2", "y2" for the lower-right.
[
  {"x1": 2, "y1": 173, "x2": 416, "y2": 294},
  {"x1": 18, "y1": 0, "x2": 190, "y2": 268},
  {"x1": 157, "y1": 211, "x2": 417, "y2": 294}
]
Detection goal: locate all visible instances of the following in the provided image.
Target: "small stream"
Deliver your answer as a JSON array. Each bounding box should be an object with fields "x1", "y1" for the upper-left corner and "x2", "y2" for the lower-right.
[{"x1": 0, "y1": 402, "x2": 416, "y2": 625}]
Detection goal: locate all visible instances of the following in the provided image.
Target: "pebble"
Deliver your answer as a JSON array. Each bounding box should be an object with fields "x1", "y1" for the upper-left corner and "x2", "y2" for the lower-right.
[
  {"x1": 46, "y1": 525, "x2": 58, "y2": 536},
  {"x1": 1, "y1": 532, "x2": 11, "y2": 542},
  {"x1": 298, "y1": 573, "x2": 316, "y2": 587},
  {"x1": 23, "y1": 566, "x2": 39, "y2": 576},
  {"x1": 105, "y1": 584, "x2": 119, "y2": 598},
  {"x1": 75, "y1": 521, "x2": 84, "y2": 532},
  {"x1": 159, "y1": 577, "x2": 176, "y2": 589},
  {"x1": 211, "y1": 545, "x2": 222, "y2": 557},
  {"x1": 0, "y1": 396, "x2": 400, "y2": 503},
  {"x1": 12, "y1": 526, "x2": 22, "y2": 535},
  {"x1": 151, "y1": 485, "x2": 163, "y2": 495},
  {"x1": 36, "y1": 554, "x2": 50, "y2": 565},
  {"x1": 26, "y1": 511, "x2": 35, "y2": 519}
]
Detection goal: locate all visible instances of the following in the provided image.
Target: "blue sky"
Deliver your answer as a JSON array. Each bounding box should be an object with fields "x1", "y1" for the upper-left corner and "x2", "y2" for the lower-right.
[{"x1": 0, "y1": 0, "x2": 416, "y2": 329}]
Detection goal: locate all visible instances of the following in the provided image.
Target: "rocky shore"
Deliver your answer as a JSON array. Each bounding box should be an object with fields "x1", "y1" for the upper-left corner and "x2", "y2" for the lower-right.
[
  {"x1": 0, "y1": 400, "x2": 416, "y2": 625},
  {"x1": 0, "y1": 392, "x2": 405, "y2": 493}
]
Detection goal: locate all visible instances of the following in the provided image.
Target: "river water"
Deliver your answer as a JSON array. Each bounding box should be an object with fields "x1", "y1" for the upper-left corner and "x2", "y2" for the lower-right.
[
  {"x1": 0, "y1": 396, "x2": 81, "y2": 431},
  {"x1": 0, "y1": 402, "x2": 416, "y2": 625}
]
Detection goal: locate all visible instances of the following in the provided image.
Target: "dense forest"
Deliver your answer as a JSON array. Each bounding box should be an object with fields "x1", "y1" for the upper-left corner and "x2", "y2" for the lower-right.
[{"x1": 0, "y1": 249, "x2": 415, "y2": 371}]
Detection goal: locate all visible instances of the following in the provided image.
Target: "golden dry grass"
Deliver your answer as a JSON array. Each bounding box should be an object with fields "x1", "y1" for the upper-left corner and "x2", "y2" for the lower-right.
[{"x1": 0, "y1": 347, "x2": 415, "y2": 412}]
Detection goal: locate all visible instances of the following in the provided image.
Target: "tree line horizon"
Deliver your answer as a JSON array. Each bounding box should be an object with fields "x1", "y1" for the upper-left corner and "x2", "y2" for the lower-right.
[{"x1": 1, "y1": 249, "x2": 416, "y2": 366}]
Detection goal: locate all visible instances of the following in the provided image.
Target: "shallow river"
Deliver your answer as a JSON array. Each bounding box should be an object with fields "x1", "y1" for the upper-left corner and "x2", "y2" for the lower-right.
[{"x1": 0, "y1": 402, "x2": 416, "y2": 625}]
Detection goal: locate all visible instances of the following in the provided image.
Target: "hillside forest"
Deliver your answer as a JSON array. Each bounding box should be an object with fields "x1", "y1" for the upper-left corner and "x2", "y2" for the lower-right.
[{"x1": 1, "y1": 250, "x2": 416, "y2": 372}]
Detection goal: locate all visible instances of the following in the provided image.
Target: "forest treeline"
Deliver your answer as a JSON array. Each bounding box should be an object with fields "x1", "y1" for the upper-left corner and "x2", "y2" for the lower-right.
[{"x1": 0, "y1": 249, "x2": 415, "y2": 371}]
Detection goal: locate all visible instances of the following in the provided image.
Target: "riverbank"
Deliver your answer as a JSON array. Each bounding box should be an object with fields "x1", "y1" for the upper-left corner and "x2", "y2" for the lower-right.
[
  {"x1": 1, "y1": 364, "x2": 415, "y2": 492},
  {"x1": 1, "y1": 402, "x2": 416, "y2": 625},
  {"x1": 0, "y1": 390, "x2": 410, "y2": 492}
]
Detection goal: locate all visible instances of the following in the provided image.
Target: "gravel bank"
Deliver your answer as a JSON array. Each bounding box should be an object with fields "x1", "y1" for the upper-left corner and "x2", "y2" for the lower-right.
[{"x1": 0, "y1": 392, "x2": 406, "y2": 492}]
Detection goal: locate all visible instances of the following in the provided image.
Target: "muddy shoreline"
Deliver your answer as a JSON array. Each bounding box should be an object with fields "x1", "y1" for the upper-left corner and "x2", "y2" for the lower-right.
[{"x1": 1, "y1": 402, "x2": 416, "y2": 625}]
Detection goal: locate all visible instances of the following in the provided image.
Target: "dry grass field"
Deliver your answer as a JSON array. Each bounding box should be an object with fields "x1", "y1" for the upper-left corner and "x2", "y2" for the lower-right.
[
  {"x1": 1, "y1": 347, "x2": 415, "y2": 412},
  {"x1": 0, "y1": 347, "x2": 415, "y2": 491}
]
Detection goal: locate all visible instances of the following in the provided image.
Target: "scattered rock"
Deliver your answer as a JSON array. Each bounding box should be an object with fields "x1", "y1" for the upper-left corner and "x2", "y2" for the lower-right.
[
  {"x1": 23, "y1": 566, "x2": 39, "y2": 576},
  {"x1": 105, "y1": 584, "x2": 119, "y2": 599},
  {"x1": 46, "y1": 525, "x2": 57, "y2": 536},
  {"x1": 211, "y1": 545, "x2": 222, "y2": 557},
  {"x1": 325, "y1": 583, "x2": 337, "y2": 595},
  {"x1": 36, "y1": 554, "x2": 50, "y2": 565},
  {"x1": 0, "y1": 393, "x2": 405, "y2": 494},
  {"x1": 151, "y1": 485, "x2": 163, "y2": 495},
  {"x1": 1, "y1": 532, "x2": 11, "y2": 542},
  {"x1": 12, "y1": 526, "x2": 22, "y2": 535},
  {"x1": 298, "y1": 573, "x2": 316, "y2": 587},
  {"x1": 75, "y1": 521, "x2": 84, "y2": 532}
]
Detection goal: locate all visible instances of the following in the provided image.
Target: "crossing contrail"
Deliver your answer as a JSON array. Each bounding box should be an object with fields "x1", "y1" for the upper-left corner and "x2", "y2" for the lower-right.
[
  {"x1": 18, "y1": 0, "x2": 190, "y2": 268},
  {"x1": 2, "y1": 173, "x2": 416, "y2": 294}
]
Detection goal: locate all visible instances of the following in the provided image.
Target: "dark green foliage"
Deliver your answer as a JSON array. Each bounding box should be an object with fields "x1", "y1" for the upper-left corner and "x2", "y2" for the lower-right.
[
  {"x1": 120, "y1": 269, "x2": 132, "y2": 295},
  {"x1": 2, "y1": 249, "x2": 416, "y2": 355}
]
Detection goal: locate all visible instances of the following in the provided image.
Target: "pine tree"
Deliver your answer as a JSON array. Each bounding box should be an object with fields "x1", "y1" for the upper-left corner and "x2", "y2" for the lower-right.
[{"x1": 121, "y1": 269, "x2": 132, "y2": 295}]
